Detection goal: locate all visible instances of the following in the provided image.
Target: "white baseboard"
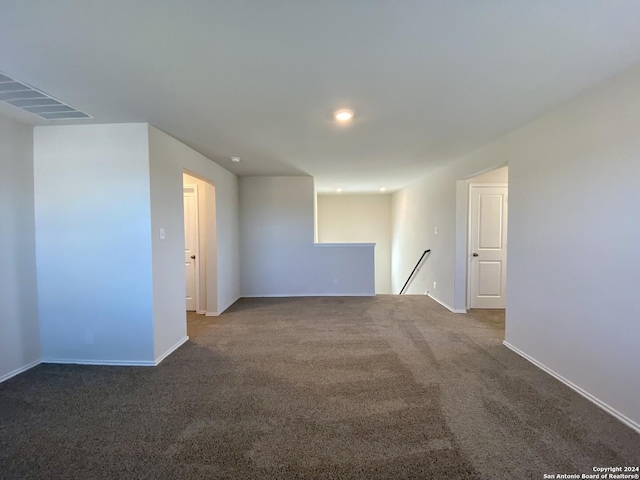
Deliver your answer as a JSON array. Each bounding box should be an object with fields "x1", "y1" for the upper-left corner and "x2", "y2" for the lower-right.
[
  {"x1": 41, "y1": 358, "x2": 156, "y2": 367},
  {"x1": 34, "y1": 337, "x2": 189, "y2": 369},
  {"x1": 39, "y1": 337, "x2": 189, "y2": 368},
  {"x1": 216, "y1": 296, "x2": 241, "y2": 315},
  {"x1": 503, "y1": 341, "x2": 640, "y2": 434},
  {"x1": 243, "y1": 293, "x2": 375, "y2": 298},
  {"x1": 427, "y1": 293, "x2": 467, "y2": 313},
  {"x1": 205, "y1": 311, "x2": 220, "y2": 317},
  {"x1": 155, "y1": 336, "x2": 189, "y2": 365},
  {"x1": 0, "y1": 359, "x2": 41, "y2": 383},
  {"x1": 196, "y1": 310, "x2": 207, "y2": 315}
]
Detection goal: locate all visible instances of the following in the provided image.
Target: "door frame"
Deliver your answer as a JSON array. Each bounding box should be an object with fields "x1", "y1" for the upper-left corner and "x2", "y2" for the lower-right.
[
  {"x1": 453, "y1": 163, "x2": 508, "y2": 313},
  {"x1": 183, "y1": 183, "x2": 201, "y2": 312},
  {"x1": 183, "y1": 169, "x2": 218, "y2": 316},
  {"x1": 466, "y1": 182, "x2": 508, "y2": 309}
]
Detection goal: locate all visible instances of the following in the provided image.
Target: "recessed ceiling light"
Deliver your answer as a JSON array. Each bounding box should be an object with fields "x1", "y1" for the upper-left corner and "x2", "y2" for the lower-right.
[
  {"x1": 231, "y1": 157, "x2": 241, "y2": 163},
  {"x1": 336, "y1": 188, "x2": 343, "y2": 193},
  {"x1": 334, "y1": 109, "x2": 354, "y2": 122},
  {"x1": 379, "y1": 187, "x2": 387, "y2": 192}
]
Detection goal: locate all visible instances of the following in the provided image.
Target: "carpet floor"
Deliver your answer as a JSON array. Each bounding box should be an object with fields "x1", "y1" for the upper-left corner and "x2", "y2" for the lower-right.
[{"x1": 1, "y1": 296, "x2": 638, "y2": 479}]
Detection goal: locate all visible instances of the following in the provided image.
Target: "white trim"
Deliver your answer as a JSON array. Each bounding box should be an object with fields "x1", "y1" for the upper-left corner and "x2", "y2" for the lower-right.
[
  {"x1": 244, "y1": 293, "x2": 375, "y2": 298},
  {"x1": 454, "y1": 168, "x2": 509, "y2": 311},
  {"x1": 213, "y1": 294, "x2": 375, "y2": 311},
  {"x1": 155, "y1": 336, "x2": 189, "y2": 365},
  {"x1": 468, "y1": 182, "x2": 508, "y2": 188},
  {"x1": 37, "y1": 337, "x2": 190, "y2": 368},
  {"x1": 216, "y1": 296, "x2": 240, "y2": 315},
  {"x1": 0, "y1": 359, "x2": 41, "y2": 383},
  {"x1": 41, "y1": 358, "x2": 156, "y2": 367},
  {"x1": 313, "y1": 242, "x2": 375, "y2": 248},
  {"x1": 427, "y1": 293, "x2": 467, "y2": 313},
  {"x1": 503, "y1": 341, "x2": 640, "y2": 434},
  {"x1": 196, "y1": 310, "x2": 207, "y2": 315},
  {"x1": 184, "y1": 183, "x2": 201, "y2": 312}
]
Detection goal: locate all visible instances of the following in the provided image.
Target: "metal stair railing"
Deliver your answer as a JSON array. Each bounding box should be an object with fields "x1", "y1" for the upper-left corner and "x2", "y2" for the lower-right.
[{"x1": 399, "y1": 249, "x2": 431, "y2": 295}]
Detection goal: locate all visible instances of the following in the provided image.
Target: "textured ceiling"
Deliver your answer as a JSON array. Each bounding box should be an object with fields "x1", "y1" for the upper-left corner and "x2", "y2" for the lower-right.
[{"x1": 1, "y1": 1, "x2": 640, "y2": 192}]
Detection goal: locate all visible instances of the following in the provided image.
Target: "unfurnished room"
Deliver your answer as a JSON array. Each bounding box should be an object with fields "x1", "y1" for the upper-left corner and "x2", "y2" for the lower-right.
[{"x1": 1, "y1": 1, "x2": 639, "y2": 479}]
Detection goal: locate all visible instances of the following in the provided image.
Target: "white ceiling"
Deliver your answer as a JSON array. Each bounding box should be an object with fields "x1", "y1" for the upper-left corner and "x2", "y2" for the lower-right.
[{"x1": 1, "y1": 1, "x2": 640, "y2": 193}]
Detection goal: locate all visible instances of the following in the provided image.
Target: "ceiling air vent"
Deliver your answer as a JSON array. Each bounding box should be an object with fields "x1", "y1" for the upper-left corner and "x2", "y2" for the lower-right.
[{"x1": 0, "y1": 71, "x2": 92, "y2": 120}]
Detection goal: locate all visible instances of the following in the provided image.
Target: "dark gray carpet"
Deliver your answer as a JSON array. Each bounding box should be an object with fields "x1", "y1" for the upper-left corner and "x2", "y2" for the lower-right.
[{"x1": 1, "y1": 296, "x2": 638, "y2": 479}]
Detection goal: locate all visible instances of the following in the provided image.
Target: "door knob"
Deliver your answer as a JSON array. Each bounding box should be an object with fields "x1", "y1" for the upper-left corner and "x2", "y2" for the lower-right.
[
  {"x1": 190, "y1": 255, "x2": 196, "y2": 259},
  {"x1": 472, "y1": 253, "x2": 479, "y2": 257}
]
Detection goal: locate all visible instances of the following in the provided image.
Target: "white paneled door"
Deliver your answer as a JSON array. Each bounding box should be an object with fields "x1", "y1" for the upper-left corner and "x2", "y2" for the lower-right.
[
  {"x1": 183, "y1": 185, "x2": 199, "y2": 311},
  {"x1": 469, "y1": 184, "x2": 508, "y2": 309}
]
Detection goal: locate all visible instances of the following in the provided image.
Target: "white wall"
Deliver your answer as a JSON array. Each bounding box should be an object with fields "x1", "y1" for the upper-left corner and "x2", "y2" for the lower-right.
[
  {"x1": 147, "y1": 128, "x2": 188, "y2": 361},
  {"x1": 0, "y1": 113, "x2": 40, "y2": 381},
  {"x1": 392, "y1": 163, "x2": 509, "y2": 310},
  {"x1": 317, "y1": 194, "x2": 392, "y2": 294},
  {"x1": 393, "y1": 168, "x2": 464, "y2": 304},
  {"x1": 470, "y1": 165, "x2": 508, "y2": 183},
  {"x1": 34, "y1": 124, "x2": 155, "y2": 364},
  {"x1": 240, "y1": 177, "x2": 375, "y2": 296},
  {"x1": 392, "y1": 63, "x2": 640, "y2": 429},
  {"x1": 148, "y1": 125, "x2": 239, "y2": 322},
  {"x1": 31, "y1": 123, "x2": 239, "y2": 366}
]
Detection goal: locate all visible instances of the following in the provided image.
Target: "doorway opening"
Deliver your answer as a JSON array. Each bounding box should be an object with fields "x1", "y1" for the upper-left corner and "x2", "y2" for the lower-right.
[
  {"x1": 454, "y1": 165, "x2": 508, "y2": 313},
  {"x1": 182, "y1": 171, "x2": 217, "y2": 317}
]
